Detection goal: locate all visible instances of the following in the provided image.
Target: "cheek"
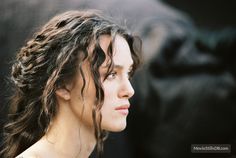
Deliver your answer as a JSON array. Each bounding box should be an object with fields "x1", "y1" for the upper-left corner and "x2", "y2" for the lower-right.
[
  {"x1": 101, "y1": 81, "x2": 121, "y2": 114},
  {"x1": 100, "y1": 82, "x2": 117, "y2": 117},
  {"x1": 103, "y1": 81, "x2": 118, "y2": 99}
]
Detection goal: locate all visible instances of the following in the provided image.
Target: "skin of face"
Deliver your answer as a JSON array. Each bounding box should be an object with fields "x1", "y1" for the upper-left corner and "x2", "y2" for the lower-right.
[
  {"x1": 64, "y1": 34, "x2": 134, "y2": 132},
  {"x1": 99, "y1": 35, "x2": 134, "y2": 131}
]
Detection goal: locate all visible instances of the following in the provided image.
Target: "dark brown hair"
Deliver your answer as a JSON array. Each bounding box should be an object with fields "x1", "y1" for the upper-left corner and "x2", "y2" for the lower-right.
[{"x1": 0, "y1": 10, "x2": 141, "y2": 158}]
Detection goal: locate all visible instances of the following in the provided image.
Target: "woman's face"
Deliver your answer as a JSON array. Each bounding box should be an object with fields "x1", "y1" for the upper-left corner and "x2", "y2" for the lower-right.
[
  {"x1": 99, "y1": 35, "x2": 134, "y2": 132},
  {"x1": 67, "y1": 34, "x2": 134, "y2": 132}
]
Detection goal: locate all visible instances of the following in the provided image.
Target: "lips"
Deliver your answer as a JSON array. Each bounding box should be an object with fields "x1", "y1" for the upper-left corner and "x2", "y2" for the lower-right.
[
  {"x1": 115, "y1": 104, "x2": 130, "y2": 110},
  {"x1": 115, "y1": 104, "x2": 130, "y2": 115}
]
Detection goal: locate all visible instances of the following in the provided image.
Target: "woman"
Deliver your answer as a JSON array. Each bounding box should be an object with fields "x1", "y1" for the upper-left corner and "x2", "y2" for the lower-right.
[{"x1": 1, "y1": 10, "x2": 141, "y2": 158}]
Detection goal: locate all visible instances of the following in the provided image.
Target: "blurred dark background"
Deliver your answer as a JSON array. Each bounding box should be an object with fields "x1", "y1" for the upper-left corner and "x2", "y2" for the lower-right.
[
  {"x1": 1, "y1": 0, "x2": 236, "y2": 158},
  {"x1": 164, "y1": 0, "x2": 236, "y2": 29}
]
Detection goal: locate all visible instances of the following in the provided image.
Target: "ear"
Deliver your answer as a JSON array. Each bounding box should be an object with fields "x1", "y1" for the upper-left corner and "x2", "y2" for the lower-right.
[{"x1": 55, "y1": 87, "x2": 71, "y2": 101}]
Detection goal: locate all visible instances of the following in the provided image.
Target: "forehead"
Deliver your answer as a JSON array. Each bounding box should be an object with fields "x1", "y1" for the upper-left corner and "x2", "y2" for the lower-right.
[{"x1": 99, "y1": 34, "x2": 133, "y2": 67}]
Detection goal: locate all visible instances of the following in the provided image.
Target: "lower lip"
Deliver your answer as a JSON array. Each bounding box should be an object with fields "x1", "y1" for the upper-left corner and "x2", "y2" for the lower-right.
[{"x1": 116, "y1": 109, "x2": 129, "y2": 115}]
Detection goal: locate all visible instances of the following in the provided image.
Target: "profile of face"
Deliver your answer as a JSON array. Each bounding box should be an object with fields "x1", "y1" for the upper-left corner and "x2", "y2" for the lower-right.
[
  {"x1": 56, "y1": 34, "x2": 134, "y2": 132},
  {"x1": 100, "y1": 35, "x2": 134, "y2": 132}
]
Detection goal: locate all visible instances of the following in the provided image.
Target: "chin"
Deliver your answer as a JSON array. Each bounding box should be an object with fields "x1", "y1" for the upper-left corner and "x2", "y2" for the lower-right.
[{"x1": 103, "y1": 121, "x2": 127, "y2": 132}]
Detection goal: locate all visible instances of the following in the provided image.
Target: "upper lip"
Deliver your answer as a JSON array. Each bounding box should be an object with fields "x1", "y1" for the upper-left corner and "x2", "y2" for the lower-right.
[{"x1": 115, "y1": 104, "x2": 130, "y2": 110}]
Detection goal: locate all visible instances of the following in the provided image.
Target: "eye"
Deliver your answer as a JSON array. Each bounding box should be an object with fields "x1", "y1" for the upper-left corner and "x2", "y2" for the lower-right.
[{"x1": 106, "y1": 71, "x2": 117, "y2": 80}]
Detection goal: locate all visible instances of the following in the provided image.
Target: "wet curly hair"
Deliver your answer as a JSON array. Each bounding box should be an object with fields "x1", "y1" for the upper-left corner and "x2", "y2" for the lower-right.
[{"x1": 0, "y1": 10, "x2": 141, "y2": 158}]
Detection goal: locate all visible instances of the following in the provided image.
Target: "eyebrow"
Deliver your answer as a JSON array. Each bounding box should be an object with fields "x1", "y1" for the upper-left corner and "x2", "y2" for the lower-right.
[{"x1": 101, "y1": 63, "x2": 133, "y2": 70}]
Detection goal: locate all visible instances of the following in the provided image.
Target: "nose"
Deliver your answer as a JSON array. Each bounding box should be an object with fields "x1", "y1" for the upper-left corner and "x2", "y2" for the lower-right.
[{"x1": 118, "y1": 78, "x2": 135, "y2": 99}]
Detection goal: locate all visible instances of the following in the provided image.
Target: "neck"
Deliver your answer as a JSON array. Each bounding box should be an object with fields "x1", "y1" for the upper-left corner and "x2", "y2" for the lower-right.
[{"x1": 43, "y1": 102, "x2": 96, "y2": 158}]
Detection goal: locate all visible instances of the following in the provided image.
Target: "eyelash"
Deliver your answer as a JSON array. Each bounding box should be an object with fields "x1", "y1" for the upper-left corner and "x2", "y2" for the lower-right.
[
  {"x1": 106, "y1": 71, "x2": 117, "y2": 80},
  {"x1": 105, "y1": 71, "x2": 133, "y2": 81}
]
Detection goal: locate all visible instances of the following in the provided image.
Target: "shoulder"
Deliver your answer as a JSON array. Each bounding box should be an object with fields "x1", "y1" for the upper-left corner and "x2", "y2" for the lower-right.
[
  {"x1": 16, "y1": 139, "x2": 54, "y2": 158},
  {"x1": 16, "y1": 139, "x2": 46, "y2": 158},
  {"x1": 16, "y1": 150, "x2": 40, "y2": 158},
  {"x1": 16, "y1": 156, "x2": 38, "y2": 158},
  {"x1": 16, "y1": 154, "x2": 39, "y2": 158}
]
